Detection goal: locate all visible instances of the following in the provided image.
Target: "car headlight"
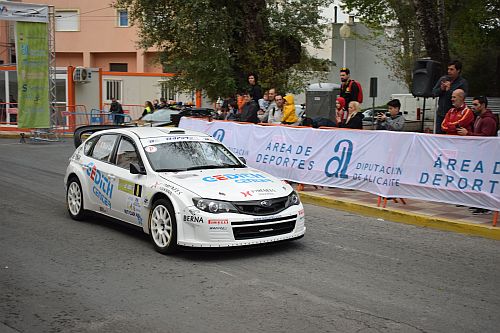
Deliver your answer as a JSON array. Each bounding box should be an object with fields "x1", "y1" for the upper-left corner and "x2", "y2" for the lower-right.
[
  {"x1": 285, "y1": 191, "x2": 301, "y2": 207},
  {"x1": 192, "y1": 198, "x2": 238, "y2": 214}
]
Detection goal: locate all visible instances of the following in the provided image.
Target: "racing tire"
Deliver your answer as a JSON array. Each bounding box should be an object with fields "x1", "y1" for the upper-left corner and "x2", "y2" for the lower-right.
[
  {"x1": 149, "y1": 198, "x2": 178, "y2": 254},
  {"x1": 67, "y1": 177, "x2": 86, "y2": 221}
]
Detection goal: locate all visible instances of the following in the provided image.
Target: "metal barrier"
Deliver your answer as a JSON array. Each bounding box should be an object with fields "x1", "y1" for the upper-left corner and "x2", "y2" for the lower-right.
[{"x1": 103, "y1": 103, "x2": 144, "y2": 121}]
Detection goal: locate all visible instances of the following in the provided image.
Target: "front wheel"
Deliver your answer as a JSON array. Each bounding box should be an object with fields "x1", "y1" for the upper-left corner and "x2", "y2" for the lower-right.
[
  {"x1": 149, "y1": 199, "x2": 178, "y2": 254},
  {"x1": 67, "y1": 177, "x2": 86, "y2": 220}
]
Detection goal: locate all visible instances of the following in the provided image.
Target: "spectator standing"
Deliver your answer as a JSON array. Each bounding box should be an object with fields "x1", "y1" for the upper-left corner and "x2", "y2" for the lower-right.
[
  {"x1": 282, "y1": 94, "x2": 298, "y2": 125},
  {"x1": 139, "y1": 101, "x2": 154, "y2": 119},
  {"x1": 335, "y1": 97, "x2": 347, "y2": 126},
  {"x1": 457, "y1": 95, "x2": 498, "y2": 215},
  {"x1": 152, "y1": 99, "x2": 160, "y2": 109},
  {"x1": 432, "y1": 60, "x2": 469, "y2": 134},
  {"x1": 441, "y1": 89, "x2": 474, "y2": 135},
  {"x1": 340, "y1": 67, "x2": 362, "y2": 106},
  {"x1": 239, "y1": 91, "x2": 259, "y2": 124},
  {"x1": 457, "y1": 96, "x2": 498, "y2": 136},
  {"x1": 258, "y1": 90, "x2": 270, "y2": 112},
  {"x1": 267, "y1": 93, "x2": 285, "y2": 124},
  {"x1": 109, "y1": 98, "x2": 124, "y2": 124},
  {"x1": 247, "y1": 73, "x2": 263, "y2": 103},
  {"x1": 259, "y1": 88, "x2": 277, "y2": 123},
  {"x1": 342, "y1": 101, "x2": 364, "y2": 129},
  {"x1": 376, "y1": 99, "x2": 405, "y2": 131}
]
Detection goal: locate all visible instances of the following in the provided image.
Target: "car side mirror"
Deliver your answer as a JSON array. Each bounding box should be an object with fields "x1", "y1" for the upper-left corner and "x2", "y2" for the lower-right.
[
  {"x1": 239, "y1": 156, "x2": 247, "y2": 165},
  {"x1": 130, "y1": 162, "x2": 146, "y2": 175}
]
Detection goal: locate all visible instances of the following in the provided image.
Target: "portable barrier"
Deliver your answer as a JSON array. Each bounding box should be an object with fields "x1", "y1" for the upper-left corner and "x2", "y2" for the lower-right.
[
  {"x1": 179, "y1": 117, "x2": 500, "y2": 224},
  {"x1": 103, "y1": 103, "x2": 143, "y2": 121}
]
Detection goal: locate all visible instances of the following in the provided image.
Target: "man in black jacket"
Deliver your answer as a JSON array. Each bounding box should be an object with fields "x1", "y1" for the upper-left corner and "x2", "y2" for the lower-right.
[
  {"x1": 432, "y1": 60, "x2": 468, "y2": 134},
  {"x1": 109, "y1": 98, "x2": 124, "y2": 124},
  {"x1": 239, "y1": 91, "x2": 259, "y2": 124}
]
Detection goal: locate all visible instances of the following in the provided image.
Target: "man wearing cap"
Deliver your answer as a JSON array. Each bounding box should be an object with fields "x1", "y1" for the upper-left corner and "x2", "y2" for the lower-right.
[{"x1": 340, "y1": 67, "x2": 362, "y2": 106}]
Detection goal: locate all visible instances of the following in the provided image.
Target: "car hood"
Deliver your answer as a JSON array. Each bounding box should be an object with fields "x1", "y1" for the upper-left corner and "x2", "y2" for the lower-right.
[{"x1": 158, "y1": 168, "x2": 292, "y2": 201}]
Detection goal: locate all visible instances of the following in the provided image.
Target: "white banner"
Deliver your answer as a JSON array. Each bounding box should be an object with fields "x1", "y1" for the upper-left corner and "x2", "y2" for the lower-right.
[
  {"x1": 0, "y1": 1, "x2": 49, "y2": 23},
  {"x1": 179, "y1": 118, "x2": 500, "y2": 211}
]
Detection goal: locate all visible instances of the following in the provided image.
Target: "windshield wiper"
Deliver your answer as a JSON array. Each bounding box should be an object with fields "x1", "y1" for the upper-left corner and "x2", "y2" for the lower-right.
[
  {"x1": 185, "y1": 163, "x2": 244, "y2": 171},
  {"x1": 156, "y1": 168, "x2": 188, "y2": 172}
]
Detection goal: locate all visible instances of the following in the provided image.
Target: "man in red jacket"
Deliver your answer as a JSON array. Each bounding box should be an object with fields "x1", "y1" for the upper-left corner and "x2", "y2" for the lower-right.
[
  {"x1": 457, "y1": 96, "x2": 498, "y2": 137},
  {"x1": 457, "y1": 95, "x2": 498, "y2": 215},
  {"x1": 441, "y1": 89, "x2": 474, "y2": 135}
]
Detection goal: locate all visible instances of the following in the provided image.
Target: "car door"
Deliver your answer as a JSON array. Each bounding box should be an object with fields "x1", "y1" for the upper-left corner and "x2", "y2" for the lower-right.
[
  {"x1": 106, "y1": 135, "x2": 148, "y2": 226},
  {"x1": 82, "y1": 134, "x2": 119, "y2": 215}
]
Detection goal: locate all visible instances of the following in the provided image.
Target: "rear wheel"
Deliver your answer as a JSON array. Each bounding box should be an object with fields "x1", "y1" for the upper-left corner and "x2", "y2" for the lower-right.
[
  {"x1": 67, "y1": 177, "x2": 86, "y2": 220},
  {"x1": 149, "y1": 199, "x2": 178, "y2": 254}
]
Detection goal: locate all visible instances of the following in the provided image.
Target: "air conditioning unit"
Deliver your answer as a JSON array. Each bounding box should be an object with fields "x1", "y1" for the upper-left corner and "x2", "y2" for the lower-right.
[{"x1": 73, "y1": 67, "x2": 91, "y2": 83}]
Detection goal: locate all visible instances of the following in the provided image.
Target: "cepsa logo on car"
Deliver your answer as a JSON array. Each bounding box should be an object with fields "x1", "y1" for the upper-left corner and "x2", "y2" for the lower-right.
[
  {"x1": 85, "y1": 162, "x2": 114, "y2": 208},
  {"x1": 202, "y1": 173, "x2": 272, "y2": 183}
]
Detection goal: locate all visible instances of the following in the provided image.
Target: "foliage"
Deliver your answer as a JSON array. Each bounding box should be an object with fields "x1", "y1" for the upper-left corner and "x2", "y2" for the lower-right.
[
  {"x1": 114, "y1": 0, "x2": 334, "y2": 99},
  {"x1": 342, "y1": 0, "x2": 499, "y2": 96}
]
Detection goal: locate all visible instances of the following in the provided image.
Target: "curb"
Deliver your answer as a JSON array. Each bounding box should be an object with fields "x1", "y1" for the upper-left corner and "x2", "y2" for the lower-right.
[{"x1": 298, "y1": 192, "x2": 500, "y2": 241}]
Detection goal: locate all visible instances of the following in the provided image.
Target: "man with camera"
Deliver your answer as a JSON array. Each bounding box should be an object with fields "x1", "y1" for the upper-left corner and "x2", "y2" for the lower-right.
[{"x1": 375, "y1": 99, "x2": 405, "y2": 131}]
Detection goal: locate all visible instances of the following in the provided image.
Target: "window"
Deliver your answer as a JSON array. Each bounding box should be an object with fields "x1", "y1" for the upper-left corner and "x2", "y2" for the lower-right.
[
  {"x1": 117, "y1": 9, "x2": 129, "y2": 27},
  {"x1": 91, "y1": 135, "x2": 118, "y2": 162},
  {"x1": 109, "y1": 63, "x2": 128, "y2": 72},
  {"x1": 105, "y1": 79, "x2": 122, "y2": 101},
  {"x1": 115, "y1": 137, "x2": 140, "y2": 169},
  {"x1": 55, "y1": 10, "x2": 79, "y2": 31},
  {"x1": 84, "y1": 136, "x2": 100, "y2": 156},
  {"x1": 159, "y1": 80, "x2": 177, "y2": 101}
]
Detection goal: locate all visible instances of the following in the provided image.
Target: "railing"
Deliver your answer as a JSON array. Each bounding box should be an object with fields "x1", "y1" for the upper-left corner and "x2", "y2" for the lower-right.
[{"x1": 103, "y1": 103, "x2": 144, "y2": 121}]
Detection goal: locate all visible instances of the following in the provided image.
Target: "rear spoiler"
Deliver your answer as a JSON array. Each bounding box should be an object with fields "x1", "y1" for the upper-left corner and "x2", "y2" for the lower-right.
[{"x1": 73, "y1": 122, "x2": 174, "y2": 148}]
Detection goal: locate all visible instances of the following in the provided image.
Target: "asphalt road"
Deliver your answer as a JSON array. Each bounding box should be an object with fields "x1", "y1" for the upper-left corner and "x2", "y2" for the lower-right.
[{"x1": 0, "y1": 138, "x2": 499, "y2": 333}]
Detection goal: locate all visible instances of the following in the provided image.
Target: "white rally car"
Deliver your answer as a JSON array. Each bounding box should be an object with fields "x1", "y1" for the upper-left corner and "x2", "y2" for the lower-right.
[{"x1": 65, "y1": 127, "x2": 305, "y2": 253}]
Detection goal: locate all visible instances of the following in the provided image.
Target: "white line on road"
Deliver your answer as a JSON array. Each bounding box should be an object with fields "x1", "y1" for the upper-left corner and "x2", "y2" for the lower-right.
[{"x1": 219, "y1": 270, "x2": 236, "y2": 277}]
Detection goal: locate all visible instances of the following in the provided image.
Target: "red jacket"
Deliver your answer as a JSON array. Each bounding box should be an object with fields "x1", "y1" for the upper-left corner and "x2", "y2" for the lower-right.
[
  {"x1": 469, "y1": 109, "x2": 498, "y2": 136},
  {"x1": 441, "y1": 103, "x2": 474, "y2": 135}
]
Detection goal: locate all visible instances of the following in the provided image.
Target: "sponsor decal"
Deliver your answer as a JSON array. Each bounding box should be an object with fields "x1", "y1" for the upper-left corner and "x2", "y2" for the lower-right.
[
  {"x1": 203, "y1": 173, "x2": 272, "y2": 183},
  {"x1": 141, "y1": 136, "x2": 217, "y2": 146},
  {"x1": 86, "y1": 162, "x2": 114, "y2": 208},
  {"x1": 124, "y1": 209, "x2": 136, "y2": 216},
  {"x1": 208, "y1": 219, "x2": 229, "y2": 224},
  {"x1": 99, "y1": 206, "x2": 107, "y2": 213},
  {"x1": 152, "y1": 182, "x2": 182, "y2": 195},
  {"x1": 209, "y1": 226, "x2": 228, "y2": 231},
  {"x1": 241, "y1": 188, "x2": 277, "y2": 197},
  {"x1": 184, "y1": 215, "x2": 204, "y2": 223},
  {"x1": 118, "y1": 179, "x2": 143, "y2": 197},
  {"x1": 144, "y1": 146, "x2": 157, "y2": 153},
  {"x1": 298, "y1": 209, "x2": 305, "y2": 216}
]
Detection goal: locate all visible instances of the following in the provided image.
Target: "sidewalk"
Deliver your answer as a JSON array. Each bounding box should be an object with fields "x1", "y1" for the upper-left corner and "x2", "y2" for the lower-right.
[{"x1": 297, "y1": 185, "x2": 499, "y2": 240}]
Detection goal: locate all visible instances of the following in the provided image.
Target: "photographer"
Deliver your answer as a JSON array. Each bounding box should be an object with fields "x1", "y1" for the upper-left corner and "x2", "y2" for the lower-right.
[{"x1": 376, "y1": 99, "x2": 405, "y2": 131}]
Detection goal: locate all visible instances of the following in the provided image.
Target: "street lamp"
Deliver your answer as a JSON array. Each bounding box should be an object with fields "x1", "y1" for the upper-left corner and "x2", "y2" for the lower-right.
[{"x1": 339, "y1": 21, "x2": 351, "y2": 68}]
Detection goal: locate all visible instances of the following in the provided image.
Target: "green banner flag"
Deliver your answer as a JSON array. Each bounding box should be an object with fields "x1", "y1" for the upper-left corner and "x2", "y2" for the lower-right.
[{"x1": 16, "y1": 21, "x2": 50, "y2": 128}]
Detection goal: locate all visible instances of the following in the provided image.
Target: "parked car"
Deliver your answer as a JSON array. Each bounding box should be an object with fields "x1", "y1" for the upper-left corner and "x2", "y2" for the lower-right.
[{"x1": 65, "y1": 127, "x2": 306, "y2": 254}]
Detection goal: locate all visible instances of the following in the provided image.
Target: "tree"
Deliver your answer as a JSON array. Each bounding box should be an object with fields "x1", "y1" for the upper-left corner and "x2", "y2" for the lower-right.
[
  {"x1": 114, "y1": 0, "x2": 333, "y2": 99},
  {"x1": 342, "y1": 0, "x2": 499, "y2": 95}
]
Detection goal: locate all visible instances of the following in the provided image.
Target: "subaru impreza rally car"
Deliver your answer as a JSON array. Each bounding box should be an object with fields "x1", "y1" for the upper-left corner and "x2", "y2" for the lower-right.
[{"x1": 64, "y1": 127, "x2": 305, "y2": 253}]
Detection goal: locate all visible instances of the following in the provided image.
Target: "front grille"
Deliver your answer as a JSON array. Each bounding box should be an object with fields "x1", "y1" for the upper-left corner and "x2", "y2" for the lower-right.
[
  {"x1": 232, "y1": 220, "x2": 296, "y2": 240},
  {"x1": 233, "y1": 196, "x2": 288, "y2": 216}
]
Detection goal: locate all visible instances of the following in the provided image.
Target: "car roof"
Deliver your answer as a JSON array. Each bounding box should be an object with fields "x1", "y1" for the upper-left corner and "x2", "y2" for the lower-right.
[{"x1": 96, "y1": 126, "x2": 210, "y2": 140}]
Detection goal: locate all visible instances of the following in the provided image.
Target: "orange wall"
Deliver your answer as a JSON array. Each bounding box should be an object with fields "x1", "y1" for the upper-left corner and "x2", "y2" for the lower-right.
[
  {"x1": 18, "y1": 0, "x2": 161, "y2": 73},
  {"x1": 55, "y1": 52, "x2": 83, "y2": 67},
  {"x1": 92, "y1": 52, "x2": 137, "y2": 72}
]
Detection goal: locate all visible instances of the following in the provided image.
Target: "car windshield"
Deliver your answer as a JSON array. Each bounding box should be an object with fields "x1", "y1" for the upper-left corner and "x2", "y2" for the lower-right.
[
  {"x1": 144, "y1": 140, "x2": 245, "y2": 172},
  {"x1": 142, "y1": 109, "x2": 180, "y2": 122}
]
